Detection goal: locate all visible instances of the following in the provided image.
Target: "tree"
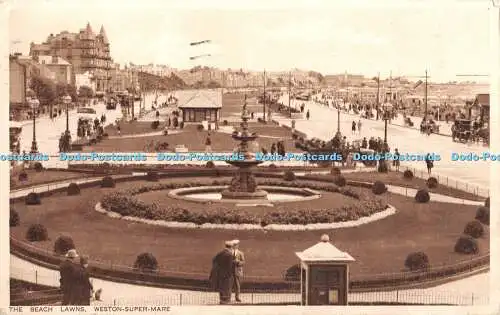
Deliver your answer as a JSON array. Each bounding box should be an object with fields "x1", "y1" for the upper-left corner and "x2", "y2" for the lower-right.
[
  {"x1": 207, "y1": 81, "x2": 221, "y2": 88},
  {"x1": 29, "y1": 75, "x2": 56, "y2": 106},
  {"x1": 78, "y1": 85, "x2": 94, "y2": 99}
]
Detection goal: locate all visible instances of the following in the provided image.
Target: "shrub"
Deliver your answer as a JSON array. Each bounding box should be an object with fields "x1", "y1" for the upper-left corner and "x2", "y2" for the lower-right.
[
  {"x1": 283, "y1": 170, "x2": 296, "y2": 181},
  {"x1": 330, "y1": 167, "x2": 341, "y2": 176},
  {"x1": 206, "y1": 161, "x2": 215, "y2": 168},
  {"x1": 334, "y1": 175, "x2": 346, "y2": 187},
  {"x1": 26, "y1": 224, "x2": 48, "y2": 242},
  {"x1": 269, "y1": 164, "x2": 277, "y2": 169},
  {"x1": 101, "y1": 176, "x2": 115, "y2": 188},
  {"x1": 151, "y1": 120, "x2": 160, "y2": 129},
  {"x1": 18, "y1": 171, "x2": 28, "y2": 182},
  {"x1": 146, "y1": 171, "x2": 159, "y2": 182},
  {"x1": 404, "y1": 252, "x2": 430, "y2": 271},
  {"x1": 372, "y1": 181, "x2": 387, "y2": 195},
  {"x1": 427, "y1": 177, "x2": 438, "y2": 189},
  {"x1": 475, "y1": 206, "x2": 490, "y2": 225},
  {"x1": 403, "y1": 170, "x2": 413, "y2": 179},
  {"x1": 25, "y1": 192, "x2": 41, "y2": 205},
  {"x1": 454, "y1": 235, "x2": 479, "y2": 254},
  {"x1": 463, "y1": 220, "x2": 484, "y2": 238},
  {"x1": 197, "y1": 124, "x2": 204, "y2": 131},
  {"x1": 484, "y1": 197, "x2": 490, "y2": 208},
  {"x1": 54, "y1": 235, "x2": 76, "y2": 255},
  {"x1": 415, "y1": 189, "x2": 430, "y2": 203},
  {"x1": 377, "y1": 161, "x2": 388, "y2": 173},
  {"x1": 10, "y1": 209, "x2": 20, "y2": 227},
  {"x1": 284, "y1": 264, "x2": 301, "y2": 281},
  {"x1": 67, "y1": 183, "x2": 81, "y2": 196},
  {"x1": 134, "y1": 252, "x2": 158, "y2": 272},
  {"x1": 33, "y1": 162, "x2": 44, "y2": 172}
]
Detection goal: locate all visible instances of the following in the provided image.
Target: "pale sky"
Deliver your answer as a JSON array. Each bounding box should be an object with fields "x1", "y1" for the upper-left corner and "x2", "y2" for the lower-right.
[{"x1": 7, "y1": 0, "x2": 493, "y2": 82}]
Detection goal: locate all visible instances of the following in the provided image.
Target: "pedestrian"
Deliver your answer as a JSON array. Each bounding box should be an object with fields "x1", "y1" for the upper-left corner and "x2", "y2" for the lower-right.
[
  {"x1": 351, "y1": 121, "x2": 356, "y2": 134},
  {"x1": 425, "y1": 153, "x2": 434, "y2": 175},
  {"x1": 357, "y1": 119, "x2": 362, "y2": 134},
  {"x1": 361, "y1": 137, "x2": 367, "y2": 149},
  {"x1": 59, "y1": 249, "x2": 80, "y2": 305},
  {"x1": 74, "y1": 255, "x2": 93, "y2": 305},
  {"x1": 231, "y1": 240, "x2": 245, "y2": 303},
  {"x1": 251, "y1": 112, "x2": 254, "y2": 119},
  {"x1": 209, "y1": 241, "x2": 235, "y2": 304},
  {"x1": 205, "y1": 133, "x2": 212, "y2": 153},
  {"x1": 117, "y1": 125, "x2": 121, "y2": 136},
  {"x1": 306, "y1": 110, "x2": 310, "y2": 120},
  {"x1": 393, "y1": 148, "x2": 400, "y2": 172}
]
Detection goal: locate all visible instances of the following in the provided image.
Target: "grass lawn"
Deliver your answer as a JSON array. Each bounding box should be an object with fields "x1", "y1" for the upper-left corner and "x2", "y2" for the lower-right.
[
  {"x1": 340, "y1": 171, "x2": 485, "y2": 202},
  {"x1": 85, "y1": 129, "x2": 300, "y2": 153},
  {"x1": 10, "y1": 170, "x2": 89, "y2": 189},
  {"x1": 10, "y1": 176, "x2": 489, "y2": 282}
]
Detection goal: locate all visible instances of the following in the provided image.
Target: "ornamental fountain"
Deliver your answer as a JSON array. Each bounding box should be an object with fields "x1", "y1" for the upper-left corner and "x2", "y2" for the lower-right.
[{"x1": 220, "y1": 95, "x2": 268, "y2": 200}]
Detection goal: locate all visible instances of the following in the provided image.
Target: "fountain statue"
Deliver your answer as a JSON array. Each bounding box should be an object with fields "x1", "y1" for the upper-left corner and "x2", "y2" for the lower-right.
[{"x1": 221, "y1": 95, "x2": 268, "y2": 200}]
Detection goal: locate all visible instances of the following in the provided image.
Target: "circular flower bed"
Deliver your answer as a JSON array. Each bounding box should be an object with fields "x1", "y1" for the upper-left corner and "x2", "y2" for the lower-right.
[{"x1": 100, "y1": 180, "x2": 388, "y2": 226}]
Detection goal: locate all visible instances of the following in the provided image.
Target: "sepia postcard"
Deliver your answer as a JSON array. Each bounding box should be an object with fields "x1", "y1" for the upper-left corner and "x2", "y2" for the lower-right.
[{"x1": 1, "y1": 0, "x2": 498, "y2": 314}]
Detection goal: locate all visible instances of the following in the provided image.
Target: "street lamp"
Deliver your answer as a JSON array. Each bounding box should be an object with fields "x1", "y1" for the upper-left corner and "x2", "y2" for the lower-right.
[
  {"x1": 28, "y1": 97, "x2": 40, "y2": 153},
  {"x1": 62, "y1": 94, "x2": 72, "y2": 134},
  {"x1": 123, "y1": 90, "x2": 130, "y2": 116},
  {"x1": 335, "y1": 100, "x2": 341, "y2": 138}
]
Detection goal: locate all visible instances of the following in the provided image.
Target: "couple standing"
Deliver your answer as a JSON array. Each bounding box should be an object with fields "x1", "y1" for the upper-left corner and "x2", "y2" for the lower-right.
[
  {"x1": 59, "y1": 249, "x2": 95, "y2": 305},
  {"x1": 210, "y1": 239, "x2": 245, "y2": 304}
]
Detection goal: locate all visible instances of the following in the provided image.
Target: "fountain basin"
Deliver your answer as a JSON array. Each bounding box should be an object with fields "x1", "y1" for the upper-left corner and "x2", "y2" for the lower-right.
[{"x1": 168, "y1": 185, "x2": 321, "y2": 204}]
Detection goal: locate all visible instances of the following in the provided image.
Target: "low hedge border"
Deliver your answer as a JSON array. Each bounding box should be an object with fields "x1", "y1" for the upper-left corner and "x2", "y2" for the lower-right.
[
  {"x1": 10, "y1": 237, "x2": 490, "y2": 293},
  {"x1": 100, "y1": 179, "x2": 386, "y2": 225}
]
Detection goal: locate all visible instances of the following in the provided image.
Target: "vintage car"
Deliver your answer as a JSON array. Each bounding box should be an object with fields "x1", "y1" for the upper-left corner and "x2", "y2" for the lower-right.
[{"x1": 452, "y1": 119, "x2": 473, "y2": 142}]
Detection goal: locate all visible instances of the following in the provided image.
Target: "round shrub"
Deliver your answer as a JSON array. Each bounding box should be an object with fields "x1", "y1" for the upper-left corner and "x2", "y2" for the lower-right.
[
  {"x1": 25, "y1": 192, "x2": 41, "y2": 205},
  {"x1": 26, "y1": 224, "x2": 48, "y2": 242},
  {"x1": 283, "y1": 170, "x2": 296, "y2": 181},
  {"x1": 475, "y1": 206, "x2": 490, "y2": 225},
  {"x1": 334, "y1": 175, "x2": 346, "y2": 187},
  {"x1": 10, "y1": 209, "x2": 20, "y2": 227},
  {"x1": 134, "y1": 252, "x2": 158, "y2": 272},
  {"x1": 18, "y1": 171, "x2": 28, "y2": 182},
  {"x1": 206, "y1": 161, "x2": 215, "y2": 168},
  {"x1": 33, "y1": 162, "x2": 44, "y2": 172},
  {"x1": 404, "y1": 252, "x2": 430, "y2": 271},
  {"x1": 372, "y1": 181, "x2": 387, "y2": 195},
  {"x1": 151, "y1": 120, "x2": 160, "y2": 129},
  {"x1": 463, "y1": 220, "x2": 484, "y2": 238},
  {"x1": 101, "y1": 176, "x2": 115, "y2": 188},
  {"x1": 67, "y1": 183, "x2": 81, "y2": 196},
  {"x1": 54, "y1": 235, "x2": 76, "y2": 255},
  {"x1": 403, "y1": 170, "x2": 414, "y2": 179},
  {"x1": 427, "y1": 177, "x2": 438, "y2": 189},
  {"x1": 197, "y1": 124, "x2": 204, "y2": 131},
  {"x1": 454, "y1": 235, "x2": 479, "y2": 254},
  {"x1": 269, "y1": 163, "x2": 277, "y2": 169},
  {"x1": 330, "y1": 167, "x2": 341, "y2": 176},
  {"x1": 146, "y1": 171, "x2": 159, "y2": 182},
  {"x1": 415, "y1": 189, "x2": 430, "y2": 203},
  {"x1": 484, "y1": 197, "x2": 490, "y2": 208}
]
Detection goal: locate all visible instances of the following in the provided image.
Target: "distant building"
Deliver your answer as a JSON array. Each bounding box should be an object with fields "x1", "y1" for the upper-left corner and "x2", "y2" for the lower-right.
[
  {"x1": 37, "y1": 55, "x2": 72, "y2": 85},
  {"x1": 9, "y1": 54, "x2": 27, "y2": 106},
  {"x1": 75, "y1": 71, "x2": 95, "y2": 92},
  {"x1": 472, "y1": 93, "x2": 489, "y2": 123},
  {"x1": 29, "y1": 23, "x2": 113, "y2": 92}
]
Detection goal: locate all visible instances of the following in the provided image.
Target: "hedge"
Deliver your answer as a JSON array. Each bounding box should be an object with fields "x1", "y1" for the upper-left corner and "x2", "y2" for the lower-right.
[
  {"x1": 454, "y1": 235, "x2": 479, "y2": 254},
  {"x1": 403, "y1": 170, "x2": 414, "y2": 179},
  {"x1": 25, "y1": 192, "x2": 41, "y2": 205},
  {"x1": 475, "y1": 207, "x2": 490, "y2": 225},
  {"x1": 67, "y1": 183, "x2": 81, "y2": 196},
  {"x1": 18, "y1": 171, "x2": 28, "y2": 182},
  {"x1": 415, "y1": 189, "x2": 430, "y2": 203},
  {"x1": 334, "y1": 175, "x2": 346, "y2": 187},
  {"x1": 134, "y1": 253, "x2": 158, "y2": 273},
  {"x1": 404, "y1": 252, "x2": 430, "y2": 271},
  {"x1": 54, "y1": 235, "x2": 76, "y2": 255},
  {"x1": 463, "y1": 220, "x2": 484, "y2": 238},
  {"x1": 427, "y1": 177, "x2": 438, "y2": 189},
  {"x1": 330, "y1": 167, "x2": 341, "y2": 176},
  {"x1": 34, "y1": 162, "x2": 44, "y2": 172},
  {"x1": 283, "y1": 170, "x2": 296, "y2": 181},
  {"x1": 26, "y1": 224, "x2": 48, "y2": 242},
  {"x1": 101, "y1": 176, "x2": 116, "y2": 188},
  {"x1": 146, "y1": 171, "x2": 159, "y2": 182},
  {"x1": 372, "y1": 181, "x2": 387, "y2": 195},
  {"x1": 205, "y1": 161, "x2": 215, "y2": 169}
]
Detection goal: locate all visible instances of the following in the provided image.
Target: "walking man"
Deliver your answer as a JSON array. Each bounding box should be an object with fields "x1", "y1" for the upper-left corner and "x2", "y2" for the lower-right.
[
  {"x1": 357, "y1": 119, "x2": 362, "y2": 134},
  {"x1": 231, "y1": 240, "x2": 245, "y2": 303},
  {"x1": 210, "y1": 241, "x2": 235, "y2": 304},
  {"x1": 59, "y1": 249, "x2": 79, "y2": 305}
]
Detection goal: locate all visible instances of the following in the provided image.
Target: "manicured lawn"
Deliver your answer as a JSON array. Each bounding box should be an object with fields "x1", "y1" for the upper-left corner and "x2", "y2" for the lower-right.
[
  {"x1": 104, "y1": 121, "x2": 167, "y2": 137},
  {"x1": 339, "y1": 171, "x2": 486, "y2": 202},
  {"x1": 10, "y1": 176, "x2": 488, "y2": 282},
  {"x1": 84, "y1": 130, "x2": 300, "y2": 153},
  {"x1": 10, "y1": 170, "x2": 88, "y2": 189}
]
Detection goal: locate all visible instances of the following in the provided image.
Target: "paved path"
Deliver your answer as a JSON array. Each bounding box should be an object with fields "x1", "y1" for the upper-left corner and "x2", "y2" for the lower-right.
[{"x1": 9, "y1": 255, "x2": 489, "y2": 306}]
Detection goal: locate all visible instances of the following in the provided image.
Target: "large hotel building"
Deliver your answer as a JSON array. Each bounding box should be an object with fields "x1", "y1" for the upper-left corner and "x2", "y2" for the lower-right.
[{"x1": 29, "y1": 23, "x2": 113, "y2": 92}]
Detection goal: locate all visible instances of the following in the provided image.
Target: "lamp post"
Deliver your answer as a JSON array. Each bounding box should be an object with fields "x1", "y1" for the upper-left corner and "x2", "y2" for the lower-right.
[
  {"x1": 62, "y1": 94, "x2": 72, "y2": 134},
  {"x1": 335, "y1": 100, "x2": 341, "y2": 138},
  {"x1": 29, "y1": 97, "x2": 40, "y2": 153}
]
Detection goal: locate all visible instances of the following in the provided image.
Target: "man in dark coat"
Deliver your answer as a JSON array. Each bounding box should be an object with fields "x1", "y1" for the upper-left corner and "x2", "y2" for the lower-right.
[
  {"x1": 209, "y1": 241, "x2": 235, "y2": 304},
  {"x1": 74, "y1": 256, "x2": 93, "y2": 305},
  {"x1": 59, "y1": 249, "x2": 79, "y2": 305}
]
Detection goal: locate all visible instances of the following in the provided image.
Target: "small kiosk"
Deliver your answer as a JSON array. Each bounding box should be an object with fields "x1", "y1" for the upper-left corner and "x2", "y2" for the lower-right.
[{"x1": 295, "y1": 234, "x2": 355, "y2": 306}]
